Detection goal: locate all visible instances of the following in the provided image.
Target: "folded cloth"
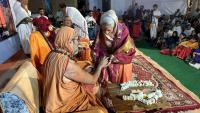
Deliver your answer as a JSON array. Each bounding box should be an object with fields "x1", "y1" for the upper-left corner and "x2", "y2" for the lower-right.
[
  {"x1": 160, "y1": 49, "x2": 171, "y2": 55},
  {"x1": 0, "y1": 92, "x2": 29, "y2": 113},
  {"x1": 189, "y1": 62, "x2": 200, "y2": 70},
  {"x1": 2, "y1": 61, "x2": 40, "y2": 113}
]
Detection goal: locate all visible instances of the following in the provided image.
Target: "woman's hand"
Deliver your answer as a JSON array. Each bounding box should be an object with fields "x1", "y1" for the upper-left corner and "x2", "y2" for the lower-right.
[{"x1": 110, "y1": 55, "x2": 119, "y2": 63}]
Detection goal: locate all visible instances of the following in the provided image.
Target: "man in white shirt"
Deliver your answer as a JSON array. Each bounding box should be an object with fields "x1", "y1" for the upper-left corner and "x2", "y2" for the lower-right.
[
  {"x1": 172, "y1": 21, "x2": 182, "y2": 36},
  {"x1": 13, "y1": 0, "x2": 32, "y2": 55},
  {"x1": 85, "y1": 10, "x2": 96, "y2": 39},
  {"x1": 150, "y1": 4, "x2": 161, "y2": 41},
  {"x1": 184, "y1": 23, "x2": 195, "y2": 37},
  {"x1": 37, "y1": 8, "x2": 48, "y2": 19}
]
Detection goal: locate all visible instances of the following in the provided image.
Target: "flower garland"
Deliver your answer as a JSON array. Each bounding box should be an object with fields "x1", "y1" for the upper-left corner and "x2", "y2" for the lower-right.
[
  {"x1": 122, "y1": 90, "x2": 163, "y2": 105},
  {"x1": 120, "y1": 80, "x2": 154, "y2": 91}
]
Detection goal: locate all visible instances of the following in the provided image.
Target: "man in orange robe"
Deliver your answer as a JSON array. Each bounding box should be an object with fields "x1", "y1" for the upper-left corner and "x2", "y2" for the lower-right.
[{"x1": 43, "y1": 26, "x2": 109, "y2": 113}]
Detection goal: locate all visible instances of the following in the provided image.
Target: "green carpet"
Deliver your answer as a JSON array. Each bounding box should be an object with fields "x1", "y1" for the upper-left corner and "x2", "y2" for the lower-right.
[{"x1": 135, "y1": 39, "x2": 200, "y2": 98}]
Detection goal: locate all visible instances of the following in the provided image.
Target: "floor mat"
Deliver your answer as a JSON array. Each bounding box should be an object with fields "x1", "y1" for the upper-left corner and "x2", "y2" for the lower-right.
[{"x1": 107, "y1": 51, "x2": 200, "y2": 113}]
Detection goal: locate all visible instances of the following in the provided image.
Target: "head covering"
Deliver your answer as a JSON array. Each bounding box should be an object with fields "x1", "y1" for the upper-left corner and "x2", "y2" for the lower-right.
[
  {"x1": 66, "y1": 7, "x2": 88, "y2": 38},
  {"x1": 54, "y1": 26, "x2": 75, "y2": 54},
  {"x1": 100, "y1": 10, "x2": 118, "y2": 28},
  {"x1": 32, "y1": 17, "x2": 50, "y2": 32}
]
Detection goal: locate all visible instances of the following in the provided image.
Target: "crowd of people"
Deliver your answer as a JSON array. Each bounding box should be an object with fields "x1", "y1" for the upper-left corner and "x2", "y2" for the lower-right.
[{"x1": 122, "y1": 3, "x2": 200, "y2": 69}]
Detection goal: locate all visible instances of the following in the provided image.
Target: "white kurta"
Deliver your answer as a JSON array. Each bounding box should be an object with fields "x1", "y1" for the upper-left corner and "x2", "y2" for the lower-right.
[
  {"x1": 150, "y1": 9, "x2": 161, "y2": 39},
  {"x1": 172, "y1": 26, "x2": 182, "y2": 36},
  {"x1": 13, "y1": 1, "x2": 32, "y2": 54}
]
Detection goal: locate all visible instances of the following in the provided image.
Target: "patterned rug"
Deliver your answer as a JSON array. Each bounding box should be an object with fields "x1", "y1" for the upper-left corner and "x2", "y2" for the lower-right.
[{"x1": 107, "y1": 53, "x2": 200, "y2": 113}]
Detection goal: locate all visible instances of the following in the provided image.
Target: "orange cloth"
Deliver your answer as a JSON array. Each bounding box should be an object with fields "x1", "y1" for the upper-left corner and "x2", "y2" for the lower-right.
[
  {"x1": 30, "y1": 31, "x2": 51, "y2": 75},
  {"x1": 179, "y1": 40, "x2": 199, "y2": 49},
  {"x1": 76, "y1": 38, "x2": 93, "y2": 68},
  {"x1": 0, "y1": 5, "x2": 6, "y2": 28},
  {"x1": 117, "y1": 63, "x2": 133, "y2": 82},
  {"x1": 43, "y1": 27, "x2": 107, "y2": 113}
]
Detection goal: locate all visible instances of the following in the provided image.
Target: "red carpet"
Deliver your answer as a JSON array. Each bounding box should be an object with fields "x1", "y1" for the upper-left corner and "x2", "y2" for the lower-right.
[{"x1": 107, "y1": 53, "x2": 200, "y2": 113}]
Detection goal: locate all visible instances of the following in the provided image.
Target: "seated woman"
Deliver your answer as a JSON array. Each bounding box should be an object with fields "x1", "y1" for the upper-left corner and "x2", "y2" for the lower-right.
[
  {"x1": 166, "y1": 31, "x2": 179, "y2": 50},
  {"x1": 94, "y1": 10, "x2": 135, "y2": 83},
  {"x1": 173, "y1": 31, "x2": 198, "y2": 60},
  {"x1": 179, "y1": 30, "x2": 199, "y2": 49},
  {"x1": 43, "y1": 26, "x2": 109, "y2": 113}
]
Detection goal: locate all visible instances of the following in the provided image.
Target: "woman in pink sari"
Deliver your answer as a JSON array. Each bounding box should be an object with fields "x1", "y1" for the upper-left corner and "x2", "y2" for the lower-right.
[{"x1": 94, "y1": 10, "x2": 135, "y2": 83}]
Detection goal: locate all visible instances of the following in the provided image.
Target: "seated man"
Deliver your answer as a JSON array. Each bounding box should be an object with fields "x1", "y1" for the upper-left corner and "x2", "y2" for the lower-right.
[
  {"x1": 94, "y1": 10, "x2": 136, "y2": 83},
  {"x1": 35, "y1": 15, "x2": 56, "y2": 47},
  {"x1": 37, "y1": 8, "x2": 48, "y2": 19},
  {"x1": 30, "y1": 18, "x2": 52, "y2": 74},
  {"x1": 63, "y1": 16, "x2": 92, "y2": 69},
  {"x1": 43, "y1": 26, "x2": 109, "y2": 113}
]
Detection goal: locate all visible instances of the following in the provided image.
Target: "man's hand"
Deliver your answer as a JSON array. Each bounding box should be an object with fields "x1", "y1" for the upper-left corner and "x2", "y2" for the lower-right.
[{"x1": 99, "y1": 57, "x2": 111, "y2": 68}]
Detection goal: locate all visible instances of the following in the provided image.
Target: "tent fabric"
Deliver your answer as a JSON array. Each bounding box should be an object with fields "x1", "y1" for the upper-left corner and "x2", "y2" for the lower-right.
[
  {"x1": 109, "y1": 0, "x2": 187, "y2": 16},
  {"x1": 0, "y1": 35, "x2": 20, "y2": 64}
]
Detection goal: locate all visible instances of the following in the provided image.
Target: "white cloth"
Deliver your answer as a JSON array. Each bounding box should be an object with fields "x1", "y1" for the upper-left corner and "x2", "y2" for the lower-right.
[
  {"x1": 184, "y1": 27, "x2": 195, "y2": 37},
  {"x1": 13, "y1": 1, "x2": 31, "y2": 25},
  {"x1": 85, "y1": 16, "x2": 96, "y2": 23},
  {"x1": 189, "y1": 63, "x2": 200, "y2": 70},
  {"x1": 150, "y1": 9, "x2": 161, "y2": 39},
  {"x1": 173, "y1": 26, "x2": 182, "y2": 36},
  {"x1": 17, "y1": 24, "x2": 32, "y2": 54},
  {"x1": 164, "y1": 30, "x2": 173, "y2": 39},
  {"x1": 13, "y1": 1, "x2": 32, "y2": 54},
  {"x1": 66, "y1": 7, "x2": 88, "y2": 38},
  {"x1": 85, "y1": 16, "x2": 96, "y2": 28}
]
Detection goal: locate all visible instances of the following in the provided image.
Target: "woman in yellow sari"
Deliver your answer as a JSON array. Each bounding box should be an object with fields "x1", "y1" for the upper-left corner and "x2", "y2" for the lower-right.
[
  {"x1": 179, "y1": 30, "x2": 199, "y2": 49},
  {"x1": 43, "y1": 26, "x2": 109, "y2": 113}
]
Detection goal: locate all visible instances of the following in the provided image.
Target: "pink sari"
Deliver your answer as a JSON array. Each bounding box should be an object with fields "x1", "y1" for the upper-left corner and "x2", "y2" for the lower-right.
[{"x1": 94, "y1": 23, "x2": 135, "y2": 83}]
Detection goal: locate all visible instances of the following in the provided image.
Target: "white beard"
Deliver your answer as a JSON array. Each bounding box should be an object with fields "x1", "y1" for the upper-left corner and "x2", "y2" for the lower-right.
[{"x1": 73, "y1": 46, "x2": 79, "y2": 55}]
